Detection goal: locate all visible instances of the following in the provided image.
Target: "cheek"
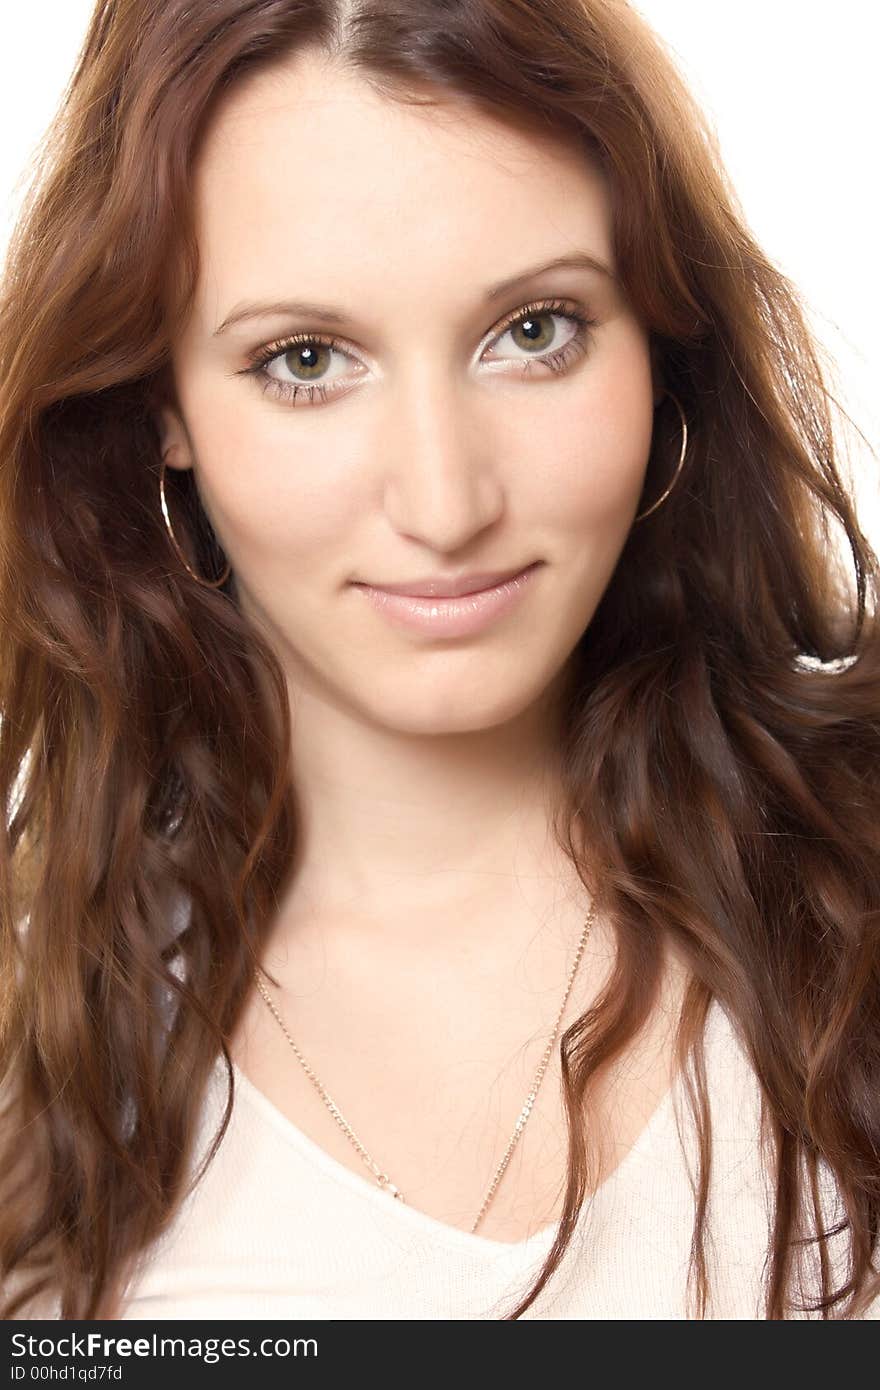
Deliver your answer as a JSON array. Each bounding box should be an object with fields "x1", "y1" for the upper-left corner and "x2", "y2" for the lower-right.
[
  {"x1": 184, "y1": 383, "x2": 360, "y2": 567},
  {"x1": 508, "y1": 330, "x2": 655, "y2": 532}
]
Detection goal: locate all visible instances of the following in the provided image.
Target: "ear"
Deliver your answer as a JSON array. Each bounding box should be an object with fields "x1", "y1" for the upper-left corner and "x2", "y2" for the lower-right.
[
  {"x1": 649, "y1": 339, "x2": 666, "y2": 409},
  {"x1": 157, "y1": 405, "x2": 195, "y2": 472}
]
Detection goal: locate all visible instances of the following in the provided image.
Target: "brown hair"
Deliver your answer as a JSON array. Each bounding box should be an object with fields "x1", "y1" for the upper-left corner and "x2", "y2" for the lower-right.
[{"x1": 2, "y1": 0, "x2": 879, "y2": 1320}]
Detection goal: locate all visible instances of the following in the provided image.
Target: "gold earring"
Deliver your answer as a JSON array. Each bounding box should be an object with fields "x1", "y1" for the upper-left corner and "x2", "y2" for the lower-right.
[
  {"x1": 633, "y1": 391, "x2": 688, "y2": 523},
  {"x1": 159, "y1": 456, "x2": 231, "y2": 589}
]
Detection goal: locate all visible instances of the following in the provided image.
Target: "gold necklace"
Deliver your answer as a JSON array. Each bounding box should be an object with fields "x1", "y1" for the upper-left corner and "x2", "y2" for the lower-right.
[{"x1": 252, "y1": 898, "x2": 597, "y2": 1235}]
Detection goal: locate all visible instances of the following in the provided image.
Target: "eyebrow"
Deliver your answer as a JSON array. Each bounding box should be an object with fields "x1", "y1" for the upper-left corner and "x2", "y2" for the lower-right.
[{"x1": 212, "y1": 251, "x2": 616, "y2": 336}]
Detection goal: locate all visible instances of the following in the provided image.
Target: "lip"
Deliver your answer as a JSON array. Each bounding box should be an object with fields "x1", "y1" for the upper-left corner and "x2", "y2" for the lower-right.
[
  {"x1": 351, "y1": 561, "x2": 542, "y2": 638},
  {"x1": 354, "y1": 565, "x2": 534, "y2": 598}
]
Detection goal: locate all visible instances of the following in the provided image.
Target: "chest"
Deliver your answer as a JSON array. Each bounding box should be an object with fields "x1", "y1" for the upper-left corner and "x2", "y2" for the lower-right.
[{"x1": 227, "y1": 952, "x2": 687, "y2": 1245}]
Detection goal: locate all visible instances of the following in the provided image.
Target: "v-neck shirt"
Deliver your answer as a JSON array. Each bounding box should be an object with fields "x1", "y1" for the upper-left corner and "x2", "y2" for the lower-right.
[{"x1": 112, "y1": 994, "x2": 872, "y2": 1319}]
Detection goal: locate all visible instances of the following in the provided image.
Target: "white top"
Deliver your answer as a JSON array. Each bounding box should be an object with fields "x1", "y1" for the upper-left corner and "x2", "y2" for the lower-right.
[{"x1": 105, "y1": 995, "x2": 876, "y2": 1320}]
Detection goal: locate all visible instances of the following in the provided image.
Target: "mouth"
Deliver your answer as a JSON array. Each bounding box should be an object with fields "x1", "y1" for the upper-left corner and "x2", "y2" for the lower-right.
[
  {"x1": 350, "y1": 561, "x2": 543, "y2": 638},
  {"x1": 351, "y1": 562, "x2": 541, "y2": 599}
]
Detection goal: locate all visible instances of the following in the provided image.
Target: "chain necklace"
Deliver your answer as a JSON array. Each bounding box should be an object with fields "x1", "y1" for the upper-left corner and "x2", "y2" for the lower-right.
[{"x1": 251, "y1": 897, "x2": 597, "y2": 1235}]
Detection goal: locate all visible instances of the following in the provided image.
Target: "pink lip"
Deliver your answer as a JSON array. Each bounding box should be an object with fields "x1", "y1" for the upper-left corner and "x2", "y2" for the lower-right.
[
  {"x1": 354, "y1": 565, "x2": 534, "y2": 598},
  {"x1": 351, "y1": 562, "x2": 542, "y2": 638}
]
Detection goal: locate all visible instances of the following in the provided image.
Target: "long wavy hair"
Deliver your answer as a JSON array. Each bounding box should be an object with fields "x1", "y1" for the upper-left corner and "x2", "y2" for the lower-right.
[{"x1": 2, "y1": 0, "x2": 879, "y2": 1321}]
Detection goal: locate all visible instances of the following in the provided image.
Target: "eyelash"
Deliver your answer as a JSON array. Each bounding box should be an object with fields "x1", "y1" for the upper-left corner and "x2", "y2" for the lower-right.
[{"x1": 237, "y1": 297, "x2": 597, "y2": 408}]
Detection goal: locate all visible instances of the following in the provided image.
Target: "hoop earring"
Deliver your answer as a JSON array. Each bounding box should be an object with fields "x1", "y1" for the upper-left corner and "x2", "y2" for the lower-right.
[
  {"x1": 158, "y1": 456, "x2": 232, "y2": 589},
  {"x1": 633, "y1": 391, "x2": 689, "y2": 523}
]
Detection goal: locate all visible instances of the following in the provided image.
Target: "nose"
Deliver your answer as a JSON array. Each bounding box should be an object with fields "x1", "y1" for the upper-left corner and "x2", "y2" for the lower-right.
[{"x1": 379, "y1": 362, "x2": 504, "y2": 552}]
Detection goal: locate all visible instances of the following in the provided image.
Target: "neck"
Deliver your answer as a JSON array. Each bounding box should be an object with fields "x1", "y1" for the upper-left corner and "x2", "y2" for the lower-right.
[{"x1": 268, "y1": 659, "x2": 586, "y2": 949}]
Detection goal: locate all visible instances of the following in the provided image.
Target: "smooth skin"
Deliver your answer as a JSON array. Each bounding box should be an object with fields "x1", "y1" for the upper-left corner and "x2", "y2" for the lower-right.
[{"x1": 158, "y1": 49, "x2": 686, "y2": 1243}]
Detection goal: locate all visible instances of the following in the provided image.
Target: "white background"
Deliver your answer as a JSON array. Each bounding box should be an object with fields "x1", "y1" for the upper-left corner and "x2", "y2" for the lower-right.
[{"x1": 2, "y1": 1, "x2": 877, "y2": 547}]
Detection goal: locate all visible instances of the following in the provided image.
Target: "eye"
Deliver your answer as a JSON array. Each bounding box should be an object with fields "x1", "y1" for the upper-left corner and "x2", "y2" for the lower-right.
[
  {"x1": 237, "y1": 296, "x2": 597, "y2": 408},
  {"x1": 485, "y1": 299, "x2": 595, "y2": 374},
  {"x1": 244, "y1": 334, "x2": 357, "y2": 408}
]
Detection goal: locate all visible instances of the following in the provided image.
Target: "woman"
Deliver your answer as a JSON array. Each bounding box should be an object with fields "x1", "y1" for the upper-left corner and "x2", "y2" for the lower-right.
[{"x1": 1, "y1": 0, "x2": 878, "y2": 1321}]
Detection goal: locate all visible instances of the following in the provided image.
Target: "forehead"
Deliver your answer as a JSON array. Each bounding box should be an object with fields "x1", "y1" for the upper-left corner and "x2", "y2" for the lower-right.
[{"x1": 188, "y1": 51, "x2": 614, "y2": 327}]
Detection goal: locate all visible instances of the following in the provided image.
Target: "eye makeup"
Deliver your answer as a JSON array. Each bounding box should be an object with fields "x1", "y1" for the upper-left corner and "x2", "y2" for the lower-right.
[{"x1": 235, "y1": 296, "x2": 598, "y2": 408}]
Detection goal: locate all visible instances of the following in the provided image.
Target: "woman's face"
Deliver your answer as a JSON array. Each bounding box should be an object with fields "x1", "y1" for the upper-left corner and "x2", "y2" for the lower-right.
[{"x1": 160, "y1": 50, "x2": 660, "y2": 735}]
